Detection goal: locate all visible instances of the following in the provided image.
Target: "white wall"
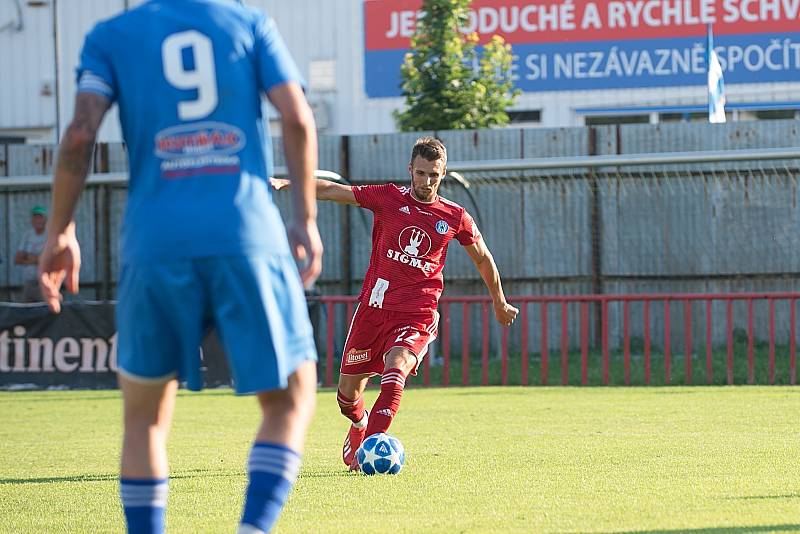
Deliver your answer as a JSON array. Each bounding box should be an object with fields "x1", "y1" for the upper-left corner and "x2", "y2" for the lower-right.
[
  {"x1": 56, "y1": 0, "x2": 137, "y2": 143},
  {"x1": 0, "y1": 0, "x2": 56, "y2": 135},
  {"x1": 1, "y1": 0, "x2": 799, "y2": 142}
]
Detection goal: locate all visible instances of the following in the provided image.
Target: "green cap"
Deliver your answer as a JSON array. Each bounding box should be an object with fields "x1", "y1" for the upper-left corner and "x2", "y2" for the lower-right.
[{"x1": 31, "y1": 205, "x2": 47, "y2": 216}]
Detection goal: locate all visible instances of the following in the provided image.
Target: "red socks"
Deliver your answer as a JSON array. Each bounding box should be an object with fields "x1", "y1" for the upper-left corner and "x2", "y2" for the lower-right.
[
  {"x1": 337, "y1": 389, "x2": 365, "y2": 425},
  {"x1": 365, "y1": 368, "x2": 406, "y2": 436}
]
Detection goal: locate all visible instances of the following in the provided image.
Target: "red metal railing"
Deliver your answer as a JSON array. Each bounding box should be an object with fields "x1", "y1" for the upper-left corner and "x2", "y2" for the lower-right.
[{"x1": 309, "y1": 293, "x2": 799, "y2": 388}]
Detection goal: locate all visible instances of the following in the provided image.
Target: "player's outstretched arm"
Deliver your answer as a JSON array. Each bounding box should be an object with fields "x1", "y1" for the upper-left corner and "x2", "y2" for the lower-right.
[
  {"x1": 40, "y1": 92, "x2": 111, "y2": 313},
  {"x1": 464, "y1": 237, "x2": 519, "y2": 327},
  {"x1": 268, "y1": 82, "x2": 323, "y2": 287},
  {"x1": 270, "y1": 177, "x2": 359, "y2": 206}
]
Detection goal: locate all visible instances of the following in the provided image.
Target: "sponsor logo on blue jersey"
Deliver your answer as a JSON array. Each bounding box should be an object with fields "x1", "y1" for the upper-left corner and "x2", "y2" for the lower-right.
[
  {"x1": 155, "y1": 121, "x2": 246, "y2": 179},
  {"x1": 155, "y1": 122, "x2": 245, "y2": 158}
]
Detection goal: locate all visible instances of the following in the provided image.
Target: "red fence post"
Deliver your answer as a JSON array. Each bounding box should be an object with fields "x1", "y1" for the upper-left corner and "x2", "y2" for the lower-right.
[
  {"x1": 747, "y1": 299, "x2": 754, "y2": 385},
  {"x1": 726, "y1": 300, "x2": 734, "y2": 385},
  {"x1": 462, "y1": 304, "x2": 470, "y2": 386},
  {"x1": 580, "y1": 302, "x2": 589, "y2": 386},
  {"x1": 664, "y1": 300, "x2": 671, "y2": 385},
  {"x1": 501, "y1": 326, "x2": 509, "y2": 386},
  {"x1": 601, "y1": 300, "x2": 609, "y2": 385},
  {"x1": 706, "y1": 299, "x2": 713, "y2": 384},
  {"x1": 623, "y1": 300, "x2": 630, "y2": 386},
  {"x1": 561, "y1": 301, "x2": 569, "y2": 386},
  {"x1": 791, "y1": 299, "x2": 797, "y2": 386},
  {"x1": 442, "y1": 302, "x2": 450, "y2": 387},
  {"x1": 326, "y1": 301, "x2": 335, "y2": 388},
  {"x1": 541, "y1": 301, "x2": 549, "y2": 386},
  {"x1": 644, "y1": 300, "x2": 651, "y2": 386},
  {"x1": 521, "y1": 303, "x2": 529, "y2": 386},
  {"x1": 316, "y1": 292, "x2": 800, "y2": 390},
  {"x1": 769, "y1": 299, "x2": 776, "y2": 385},
  {"x1": 684, "y1": 299, "x2": 692, "y2": 385},
  {"x1": 423, "y1": 345, "x2": 431, "y2": 387},
  {"x1": 481, "y1": 302, "x2": 489, "y2": 386}
]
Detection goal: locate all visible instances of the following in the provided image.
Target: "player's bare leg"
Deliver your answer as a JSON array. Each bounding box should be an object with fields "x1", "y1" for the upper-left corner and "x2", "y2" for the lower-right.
[
  {"x1": 119, "y1": 376, "x2": 178, "y2": 477},
  {"x1": 239, "y1": 361, "x2": 317, "y2": 534},
  {"x1": 253, "y1": 361, "x2": 317, "y2": 450},
  {"x1": 337, "y1": 372, "x2": 371, "y2": 470},
  {"x1": 118, "y1": 375, "x2": 178, "y2": 533},
  {"x1": 360, "y1": 347, "x2": 416, "y2": 463}
]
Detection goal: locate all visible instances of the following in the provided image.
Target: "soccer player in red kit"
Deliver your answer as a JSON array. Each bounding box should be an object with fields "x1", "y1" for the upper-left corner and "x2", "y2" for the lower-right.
[{"x1": 273, "y1": 137, "x2": 518, "y2": 470}]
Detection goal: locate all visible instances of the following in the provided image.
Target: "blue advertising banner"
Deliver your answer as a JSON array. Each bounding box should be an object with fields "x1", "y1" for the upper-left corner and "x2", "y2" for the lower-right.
[{"x1": 364, "y1": 0, "x2": 800, "y2": 98}]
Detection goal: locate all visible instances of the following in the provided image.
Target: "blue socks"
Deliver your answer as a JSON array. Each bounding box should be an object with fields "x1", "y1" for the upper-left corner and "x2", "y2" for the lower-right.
[
  {"x1": 240, "y1": 442, "x2": 302, "y2": 533},
  {"x1": 120, "y1": 478, "x2": 168, "y2": 534},
  {"x1": 118, "y1": 443, "x2": 300, "y2": 533}
]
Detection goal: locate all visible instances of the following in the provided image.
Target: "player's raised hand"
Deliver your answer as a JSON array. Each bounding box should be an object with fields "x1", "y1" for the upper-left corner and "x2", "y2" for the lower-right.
[
  {"x1": 494, "y1": 301, "x2": 519, "y2": 327},
  {"x1": 287, "y1": 216, "x2": 323, "y2": 288},
  {"x1": 269, "y1": 177, "x2": 291, "y2": 191},
  {"x1": 38, "y1": 223, "x2": 81, "y2": 314}
]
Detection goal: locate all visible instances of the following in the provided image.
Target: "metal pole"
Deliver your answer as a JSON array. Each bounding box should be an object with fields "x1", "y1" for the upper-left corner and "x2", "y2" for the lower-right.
[
  {"x1": 340, "y1": 135, "x2": 352, "y2": 296},
  {"x1": 52, "y1": 0, "x2": 61, "y2": 143}
]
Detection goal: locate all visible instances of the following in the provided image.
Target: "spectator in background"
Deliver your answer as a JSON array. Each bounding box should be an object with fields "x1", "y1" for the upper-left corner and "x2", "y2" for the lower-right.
[{"x1": 15, "y1": 205, "x2": 48, "y2": 302}]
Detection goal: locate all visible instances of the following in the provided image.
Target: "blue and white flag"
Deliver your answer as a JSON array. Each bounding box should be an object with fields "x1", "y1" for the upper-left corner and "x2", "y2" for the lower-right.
[{"x1": 707, "y1": 24, "x2": 726, "y2": 123}]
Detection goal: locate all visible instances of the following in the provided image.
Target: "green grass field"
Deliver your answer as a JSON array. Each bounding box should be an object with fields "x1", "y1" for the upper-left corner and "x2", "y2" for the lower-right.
[{"x1": 2, "y1": 386, "x2": 799, "y2": 533}]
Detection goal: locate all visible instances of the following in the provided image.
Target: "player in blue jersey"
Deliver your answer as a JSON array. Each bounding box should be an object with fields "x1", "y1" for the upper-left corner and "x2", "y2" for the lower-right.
[{"x1": 37, "y1": 1, "x2": 321, "y2": 533}]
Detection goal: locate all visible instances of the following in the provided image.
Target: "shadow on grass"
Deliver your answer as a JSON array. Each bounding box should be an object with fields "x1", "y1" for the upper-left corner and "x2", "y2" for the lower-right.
[
  {"x1": 606, "y1": 526, "x2": 800, "y2": 533},
  {"x1": 0, "y1": 468, "x2": 244, "y2": 485},
  {"x1": 0, "y1": 473, "x2": 119, "y2": 485},
  {"x1": 724, "y1": 493, "x2": 800, "y2": 500},
  {"x1": 0, "y1": 394, "x2": 120, "y2": 403},
  {"x1": 299, "y1": 470, "x2": 359, "y2": 479}
]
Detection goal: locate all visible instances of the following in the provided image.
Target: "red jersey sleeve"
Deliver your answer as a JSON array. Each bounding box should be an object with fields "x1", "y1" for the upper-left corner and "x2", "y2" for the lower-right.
[
  {"x1": 455, "y1": 209, "x2": 481, "y2": 246},
  {"x1": 352, "y1": 184, "x2": 391, "y2": 213}
]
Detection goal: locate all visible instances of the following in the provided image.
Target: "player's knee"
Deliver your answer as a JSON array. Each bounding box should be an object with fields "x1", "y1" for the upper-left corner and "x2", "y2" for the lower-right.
[
  {"x1": 271, "y1": 361, "x2": 317, "y2": 417},
  {"x1": 123, "y1": 417, "x2": 168, "y2": 449},
  {"x1": 259, "y1": 385, "x2": 314, "y2": 423},
  {"x1": 385, "y1": 350, "x2": 416, "y2": 376},
  {"x1": 123, "y1": 402, "x2": 167, "y2": 434}
]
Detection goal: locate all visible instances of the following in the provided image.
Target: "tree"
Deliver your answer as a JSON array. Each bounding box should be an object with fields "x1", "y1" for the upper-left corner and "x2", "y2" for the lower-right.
[{"x1": 394, "y1": 0, "x2": 520, "y2": 132}]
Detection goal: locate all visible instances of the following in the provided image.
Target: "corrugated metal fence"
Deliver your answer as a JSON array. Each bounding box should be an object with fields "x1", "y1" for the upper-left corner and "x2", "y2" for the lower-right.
[{"x1": 0, "y1": 121, "x2": 798, "y2": 356}]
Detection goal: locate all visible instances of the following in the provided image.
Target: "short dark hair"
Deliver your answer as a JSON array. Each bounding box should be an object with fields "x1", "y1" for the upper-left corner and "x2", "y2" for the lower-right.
[{"x1": 410, "y1": 137, "x2": 447, "y2": 165}]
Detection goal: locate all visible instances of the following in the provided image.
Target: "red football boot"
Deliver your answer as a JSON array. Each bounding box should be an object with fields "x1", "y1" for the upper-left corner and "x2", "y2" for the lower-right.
[{"x1": 342, "y1": 410, "x2": 368, "y2": 467}]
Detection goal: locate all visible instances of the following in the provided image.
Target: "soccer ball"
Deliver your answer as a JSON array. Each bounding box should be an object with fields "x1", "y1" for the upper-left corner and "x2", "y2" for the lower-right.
[{"x1": 356, "y1": 433, "x2": 405, "y2": 475}]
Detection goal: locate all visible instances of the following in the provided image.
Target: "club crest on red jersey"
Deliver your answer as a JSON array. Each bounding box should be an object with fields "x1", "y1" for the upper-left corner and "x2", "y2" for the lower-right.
[
  {"x1": 398, "y1": 226, "x2": 432, "y2": 258},
  {"x1": 386, "y1": 226, "x2": 437, "y2": 273}
]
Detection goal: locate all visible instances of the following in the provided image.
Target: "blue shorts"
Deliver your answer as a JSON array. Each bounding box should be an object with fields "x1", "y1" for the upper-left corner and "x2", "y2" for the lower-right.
[{"x1": 116, "y1": 253, "x2": 317, "y2": 394}]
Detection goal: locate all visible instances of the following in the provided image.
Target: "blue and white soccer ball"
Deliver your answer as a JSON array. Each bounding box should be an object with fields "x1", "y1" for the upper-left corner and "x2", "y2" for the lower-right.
[{"x1": 356, "y1": 433, "x2": 405, "y2": 475}]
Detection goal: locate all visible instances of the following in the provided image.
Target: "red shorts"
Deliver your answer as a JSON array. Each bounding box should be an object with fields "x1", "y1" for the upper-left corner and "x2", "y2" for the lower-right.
[{"x1": 340, "y1": 303, "x2": 439, "y2": 376}]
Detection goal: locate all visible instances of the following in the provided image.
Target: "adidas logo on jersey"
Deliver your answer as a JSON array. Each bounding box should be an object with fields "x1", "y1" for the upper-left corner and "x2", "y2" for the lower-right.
[{"x1": 399, "y1": 206, "x2": 410, "y2": 214}]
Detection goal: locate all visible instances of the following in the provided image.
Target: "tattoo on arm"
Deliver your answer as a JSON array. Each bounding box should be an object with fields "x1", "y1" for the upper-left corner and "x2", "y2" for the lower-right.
[
  {"x1": 48, "y1": 93, "x2": 111, "y2": 236},
  {"x1": 57, "y1": 93, "x2": 111, "y2": 176}
]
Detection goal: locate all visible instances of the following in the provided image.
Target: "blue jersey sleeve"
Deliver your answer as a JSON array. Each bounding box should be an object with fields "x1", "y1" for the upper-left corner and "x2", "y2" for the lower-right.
[
  {"x1": 75, "y1": 23, "x2": 117, "y2": 102},
  {"x1": 254, "y1": 15, "x2": 304, "y2": 93}
]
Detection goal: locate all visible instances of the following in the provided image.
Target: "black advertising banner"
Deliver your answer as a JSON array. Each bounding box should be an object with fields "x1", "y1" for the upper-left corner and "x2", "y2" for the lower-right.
[{"x1": 0, "y1": 302, "x2": 231, "y2": 389}]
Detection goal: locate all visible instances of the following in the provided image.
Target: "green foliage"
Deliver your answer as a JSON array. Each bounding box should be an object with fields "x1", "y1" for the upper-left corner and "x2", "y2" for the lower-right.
[{"x1": 394, "y1": 0, "x2": 520, "y2": 132}]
